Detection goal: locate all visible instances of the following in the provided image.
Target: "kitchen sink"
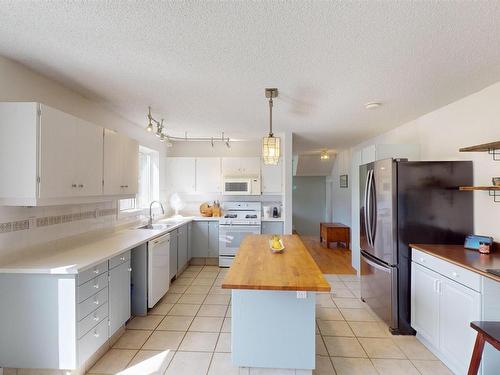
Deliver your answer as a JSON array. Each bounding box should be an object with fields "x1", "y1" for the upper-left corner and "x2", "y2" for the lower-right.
[{"x1": 138, "y1": 223, "x2": 174, "y2": 230}]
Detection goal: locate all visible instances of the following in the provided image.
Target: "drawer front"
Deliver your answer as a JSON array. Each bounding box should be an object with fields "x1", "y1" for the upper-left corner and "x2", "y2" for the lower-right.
[
  {"x1": 78, "y1": 287, "x2": 109, "y2": 320},
  {"x1": 78, "y1": 261, "x2": 108, "y2": 286},
  {"x1": 78, "y1": 318, "x2": 108, "y2": 365},
  {"x1": 77, "y1": 302, "x2": 108, "y2": 339},
  {"x1": 78, "y1": 273, "x2": 109, "y2": 303},
  {"x1": 109, "y1": 250, "x2": 131, "y2": 270},
  {"x1": 412, "y1": 248, "x2": 481, "y2": 291}
]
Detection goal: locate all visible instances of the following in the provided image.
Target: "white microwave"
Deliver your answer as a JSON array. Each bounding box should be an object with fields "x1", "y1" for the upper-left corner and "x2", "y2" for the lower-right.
[{"x1": 222, "y1": 176, "x2": 261, "y2": 195}]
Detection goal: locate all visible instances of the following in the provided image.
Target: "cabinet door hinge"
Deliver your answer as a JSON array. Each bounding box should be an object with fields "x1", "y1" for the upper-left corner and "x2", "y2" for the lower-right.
[
  {"x1": 108, "y1": 320, "x2": 111, "y2": 327},
  {"x1": 37, "y1": 176, "x2": 41, "y2": 183},
  {"x1": 37, "y1": 108, "x2": 42, "y2": 116}
]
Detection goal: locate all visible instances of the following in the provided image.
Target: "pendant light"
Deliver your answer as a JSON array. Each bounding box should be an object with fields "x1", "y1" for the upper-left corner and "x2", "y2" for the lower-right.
[
  {"x1": 262, "y1": 88, "x2": 280, "y2": 165},
  {"x1": 320, "y1": 149, "x2": 330, "y2": 160}
]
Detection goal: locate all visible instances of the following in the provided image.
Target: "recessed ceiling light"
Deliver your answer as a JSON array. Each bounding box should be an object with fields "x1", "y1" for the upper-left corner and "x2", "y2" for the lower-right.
[{"x1": 365, "y1": 102, "x2": 382, "y2": 110}]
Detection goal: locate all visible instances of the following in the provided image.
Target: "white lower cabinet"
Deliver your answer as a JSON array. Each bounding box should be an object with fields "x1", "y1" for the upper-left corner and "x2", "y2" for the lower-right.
[
  {"x1": 109, "y1": 259, "x2": 132, "y2": 336},
  {"x1": 170, "y1": 229, "x2": 179, "y2": 279},
  {"x1": 0, "y1": 251, "x2": 132, "y2": 370},
  {"x1": 439, "y1": 277, "x2": 481, "y2": 374},
  {"x1": 411, "y1": 262, "x2": 440, "y2": 347},
  {"x1": 178, "y1": 224, "x2": 189, "y2": 272},
  {"x1": 411, "y1": 249, "x2": 481, "y2": 375}
]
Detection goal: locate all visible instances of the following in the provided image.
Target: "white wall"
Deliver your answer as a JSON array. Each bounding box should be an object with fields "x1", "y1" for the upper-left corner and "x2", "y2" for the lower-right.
[
  {"x1": 0, "y1": 56, "x2": 163, "y2": 262},
  {"x1": 330, "y1": 150, "x2": 352, "y2": 227},
  {"x1": 333, "y1": 81, "x2": 500, "y2": 271},
  {"x1": 292, "y1": 176, "x2": 326, "y2": 235}
]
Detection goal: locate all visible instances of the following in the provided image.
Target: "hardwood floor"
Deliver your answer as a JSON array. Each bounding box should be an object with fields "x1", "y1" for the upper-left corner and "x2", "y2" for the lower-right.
[{"x1": 300, "y1": 235, "x2": 357, "y2": 275}]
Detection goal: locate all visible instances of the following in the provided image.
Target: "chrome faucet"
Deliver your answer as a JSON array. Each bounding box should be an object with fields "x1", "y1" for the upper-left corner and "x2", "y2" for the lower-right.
[{"x1": 148, "y1": 200, "x2": 165, "y2": 227}]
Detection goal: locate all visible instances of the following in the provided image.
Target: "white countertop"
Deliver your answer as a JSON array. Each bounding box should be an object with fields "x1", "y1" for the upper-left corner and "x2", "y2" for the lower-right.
[
  {"x1": 262, "y1": 218, "x2": 284, "y2": 222},
  {"x1": 0, "y1": 217, "x2": 197, "y2": 275}
]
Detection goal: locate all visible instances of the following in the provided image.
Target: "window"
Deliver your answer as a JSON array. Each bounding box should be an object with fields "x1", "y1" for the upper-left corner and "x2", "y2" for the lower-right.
[
  {"x1": 119, "y1": 198, "x2": 136, "y2": 211},
  {"x1": 119, "y1": 146, "x2": 159, "y2": 211}
]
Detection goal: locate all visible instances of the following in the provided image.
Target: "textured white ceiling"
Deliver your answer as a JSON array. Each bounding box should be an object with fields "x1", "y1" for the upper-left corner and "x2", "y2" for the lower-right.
[{"x1": 1, "y1": 1, "x2": 500, "y2": 153}]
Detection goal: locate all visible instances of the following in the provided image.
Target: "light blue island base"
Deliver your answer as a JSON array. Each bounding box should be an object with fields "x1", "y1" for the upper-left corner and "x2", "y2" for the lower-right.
[{"x1": 231, "y1": 289, "x2": 316, "y2": 372}]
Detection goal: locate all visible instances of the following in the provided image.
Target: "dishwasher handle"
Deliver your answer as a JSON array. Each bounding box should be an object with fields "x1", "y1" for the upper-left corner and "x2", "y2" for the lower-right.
[{"x1": 150, "y1": 233, "x2": 171, "y2": 246}]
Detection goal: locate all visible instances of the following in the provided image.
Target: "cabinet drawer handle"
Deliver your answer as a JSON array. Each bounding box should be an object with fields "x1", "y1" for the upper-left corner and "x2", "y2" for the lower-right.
[
  {"x1": 124, "y1": 185, "x2": 128, "y2": 188},
  {"x1": 128, "y1": 268, "x2": 132, "y2": 272},
  {"x1": 120, "y1": 256, "x2": 126, "y2": 261},
  {"x1": 93, "y1": 332, "x2": 100, "y2": 338},
  {"x1": 93, "y1": 284, "x2": 99, "y2": 289},
  {"x1": 94, "y1": 300, "x2": 100, "y2": 305},
  {"x1": 420, "y1": 258, "x2": 425, "y2": 263},
  {"x1": 72, "y1": 184, "x2": 77, "y2": 188},
  {"x1": 93, "y1": 315, "x2": 100, "y2": 322},
  {"x1": 78, "y1": 184, "x2": 84, "y2": 188},
  {"x1": 93, "y1": 269, "x2": 100, "y2": 274},
  {"x1": 452, "y1": 271, "x2": 458, "y2": 278}
]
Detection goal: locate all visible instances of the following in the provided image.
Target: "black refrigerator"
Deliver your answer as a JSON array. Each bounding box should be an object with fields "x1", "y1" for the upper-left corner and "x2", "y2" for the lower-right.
[{"x1": 359, "y1": 159, "x2": 473, "y2": 335}]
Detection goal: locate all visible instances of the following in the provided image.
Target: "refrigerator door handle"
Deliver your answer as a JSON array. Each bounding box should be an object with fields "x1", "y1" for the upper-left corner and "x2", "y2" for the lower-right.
[
  {"x1": 369, "y1": 169, "x2": 377, "y2": 246},
  {"x1": 362, "y1": 251, "x2": 390, "y2": 272},
  {"x1": 363, "y1": 169, "x2": 370, "y2": 247},
  {"x1": 366, "y1": 169, "x2": 374, "y2": 247}
]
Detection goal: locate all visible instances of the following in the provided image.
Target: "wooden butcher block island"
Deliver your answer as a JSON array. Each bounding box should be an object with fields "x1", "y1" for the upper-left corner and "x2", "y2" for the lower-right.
[
  {"x1": 222, "y1": 235, "x2": 330, "y2": 373},
  {"x1": 222, "y1": 234, "x2": 330, "y2": 292}
]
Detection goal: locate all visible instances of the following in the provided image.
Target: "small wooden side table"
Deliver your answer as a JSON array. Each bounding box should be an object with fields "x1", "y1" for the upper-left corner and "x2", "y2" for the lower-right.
[
  {"x1": 320, "y1": 222, "x2": 350, "y2": 249},
  {"x1": 468, "y1": 321, "x2": 500, "y2": 375}
]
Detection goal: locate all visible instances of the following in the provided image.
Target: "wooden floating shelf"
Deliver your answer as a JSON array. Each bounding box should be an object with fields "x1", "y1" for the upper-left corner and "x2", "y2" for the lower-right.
[
  {"x1": 460, "y1": 186, "x2": 500, "y2": 202},
  {"x1": 459, "y1": 141, "x2": 500, "y2": 152},
  {"x1": 459, "y1": 186, "x2": 500, "y2": 191}
]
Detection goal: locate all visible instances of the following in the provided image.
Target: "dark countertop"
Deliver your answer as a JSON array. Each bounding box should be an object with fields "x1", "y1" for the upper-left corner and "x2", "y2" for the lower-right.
[{"x1": 410, "y1": 243, "x2": 500, "y2": 283}]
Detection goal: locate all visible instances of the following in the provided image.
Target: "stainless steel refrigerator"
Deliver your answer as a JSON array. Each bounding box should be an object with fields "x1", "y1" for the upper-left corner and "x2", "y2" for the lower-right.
[{"x1": 359, "y1": 158, "x2": 473, "y2": 335}]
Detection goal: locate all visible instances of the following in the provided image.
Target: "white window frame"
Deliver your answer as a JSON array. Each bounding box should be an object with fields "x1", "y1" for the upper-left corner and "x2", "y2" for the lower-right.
[{"x1": 119, "y1": 145, "x2": 160, "y2": 216}]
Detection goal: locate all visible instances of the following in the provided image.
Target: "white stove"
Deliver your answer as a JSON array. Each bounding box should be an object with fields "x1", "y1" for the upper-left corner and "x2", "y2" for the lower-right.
[{"x1": 219, "y1": 202, "x2": 261, "y2": 267}]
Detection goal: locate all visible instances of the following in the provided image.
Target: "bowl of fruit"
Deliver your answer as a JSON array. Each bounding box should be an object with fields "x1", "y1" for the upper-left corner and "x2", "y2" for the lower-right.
[{"x1": 269, "y1": 235, "x2": 285, "y2": 253}]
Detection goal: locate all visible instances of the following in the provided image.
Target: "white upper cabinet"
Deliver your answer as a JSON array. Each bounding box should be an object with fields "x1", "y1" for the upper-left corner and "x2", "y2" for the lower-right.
[
  {"x1": 74, "y1": 118, "x2": 105, "y2": 197},
  {"x1": 165, "y1": 157, "x2": 196, "y2": 193},
  {"x1": 103, "y1": 129, "x2": 138, "y2": 196},
  {"x1": 261, "y1": 157, "x2": 282, "y2": 194},
  {"x1": 38, "y1": 105, "x2": 80, "y2": 199},
  {"x1": 221, "y1": 157, "x2": 260, "y2": 176},
  {"x1": 39, "y1": 110, "x2": 103, "y2": 198},
  {"x1": 0, "y1": 102, "x2": 138, "y2": 205},
  {"x1": 195, "y1": 158, "x2": 221, "y2": 193}
]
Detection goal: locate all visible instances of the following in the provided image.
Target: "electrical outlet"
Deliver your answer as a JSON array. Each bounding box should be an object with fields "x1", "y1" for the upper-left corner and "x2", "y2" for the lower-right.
[{"x1": 296, "y1": 291, "x2": 307, "y2": 299}]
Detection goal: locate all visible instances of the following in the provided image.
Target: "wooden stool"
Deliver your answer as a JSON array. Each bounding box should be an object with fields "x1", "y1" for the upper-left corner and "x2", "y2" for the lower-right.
[{"x1": 468, "y1": 321, "x2": 500, "y2": 375}]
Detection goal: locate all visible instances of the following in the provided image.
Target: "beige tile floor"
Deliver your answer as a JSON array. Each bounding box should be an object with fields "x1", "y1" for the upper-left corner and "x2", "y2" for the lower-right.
[{"x1": 86, "y1": 266, "x2": 454, "y2": 375}]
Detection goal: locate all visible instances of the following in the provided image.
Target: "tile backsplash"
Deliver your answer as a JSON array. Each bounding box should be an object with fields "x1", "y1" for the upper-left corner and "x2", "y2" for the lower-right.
[{"x1": 0, "y1": 201, "x2": 142, "y2": 264}]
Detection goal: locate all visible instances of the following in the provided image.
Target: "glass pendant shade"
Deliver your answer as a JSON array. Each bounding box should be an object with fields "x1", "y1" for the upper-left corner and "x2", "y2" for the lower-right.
[{"x1": 262, "y1": 135, "x2": 281, "y2": 165}]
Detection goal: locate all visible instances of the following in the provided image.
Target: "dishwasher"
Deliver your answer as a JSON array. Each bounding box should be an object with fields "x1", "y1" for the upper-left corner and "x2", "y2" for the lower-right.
[{"x1": 147, "y1": 233, "x2": 171, "y2": 308}]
